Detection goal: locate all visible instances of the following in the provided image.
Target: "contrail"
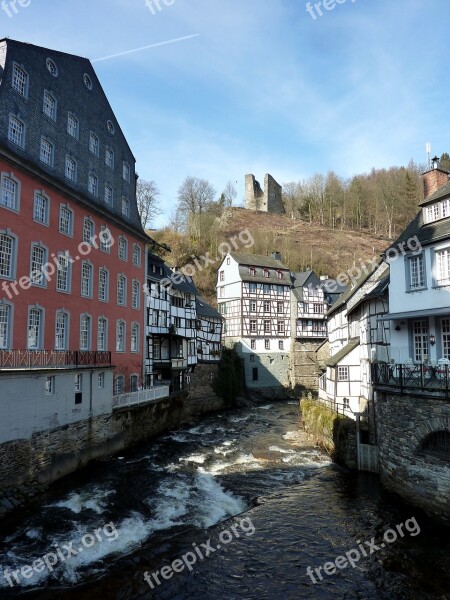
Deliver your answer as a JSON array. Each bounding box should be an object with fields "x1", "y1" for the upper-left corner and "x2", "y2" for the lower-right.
[{"x1": 92, "y1": 34, "x2": 200, "y2": 63}]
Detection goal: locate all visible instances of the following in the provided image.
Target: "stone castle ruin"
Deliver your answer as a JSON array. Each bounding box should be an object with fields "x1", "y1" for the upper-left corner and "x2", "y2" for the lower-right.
[{"x1": 245, "y1": 173, "x2": 284, "y2": 214}]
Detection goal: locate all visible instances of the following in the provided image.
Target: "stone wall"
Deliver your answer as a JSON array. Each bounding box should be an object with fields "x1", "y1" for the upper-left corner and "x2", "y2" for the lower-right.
[
  {"x1": 375, "y1": 390, "x2": 450, "y2": 519},
  {"x1": 0, "y1": 373, "x2": 226, "y2": 514},
  {"x1": 244, "y1": 173, "x2": 284, "y2": 214},
  {"x1": 300, "y1": 398, "x2": 357, "y2": 469},
  {"x1": 290, "y1": 339, "x2": 325, "y2": 392}
]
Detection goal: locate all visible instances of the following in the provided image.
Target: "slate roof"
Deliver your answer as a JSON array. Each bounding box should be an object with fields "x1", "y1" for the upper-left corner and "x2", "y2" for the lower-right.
[
  {"x1": 326, "y1": 338, "x2": 360, "y2": 367},
  {"x1": 291, "y1": 270, "x2": 320, "y2": 300},
  {"x1": 229, "y1": 252, "x2": 289, "y2": 270},
  {"x1": 389, "y1": 209, "x2": 450, "y2": 250},
  {"x1": 196, "y1": 296, "x2": 222, "y2": 320}
]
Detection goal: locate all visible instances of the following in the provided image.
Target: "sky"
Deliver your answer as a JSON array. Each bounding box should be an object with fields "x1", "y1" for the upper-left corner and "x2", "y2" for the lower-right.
[{"x1": 2, "y1": 0, "x2": 450, "y2": 227}]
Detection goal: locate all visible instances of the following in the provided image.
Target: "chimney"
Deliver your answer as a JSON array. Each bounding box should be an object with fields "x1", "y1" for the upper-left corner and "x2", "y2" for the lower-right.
[
  {"x1": 271, "y1": 251, "x2": 282, "y2": 262},
  {"x1": 422, "y1": 156, "x2": 449, "y2": 199}
]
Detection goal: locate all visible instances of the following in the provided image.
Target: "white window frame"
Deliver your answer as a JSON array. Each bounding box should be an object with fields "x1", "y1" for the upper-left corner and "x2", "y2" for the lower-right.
[
  {"x1": 104, "y1": 184, "x2": 113, "y2": 206},
  {"x1": 65, "y1": 156, "x2": 77, "y2": 182},
  {"x1": 80, "y1": 261, "x2": 93, "y2": 298},
  {"x1": 116, "y1": 320, "x2": 126, "y2": 352},
  {"x1": 98, "y1": 372, "x2": 105, "y2": 388},
  {"x1": 27, "y1": 306, "x2": 44, "y2": 350},
  {"x1": 435, "y1": 246, "x2": 450, "y2": 286},
  {"x1": 338, "y1": 366, "x2": 349, "y2": 381},
  {"x1": 131, "y1": 322, "x2": 139, "y2": 353},
  {"x1": 33, "y1": 191, "x2": 50, "y2": 226},
  {"x1": 132, "y1": 279, "x2": 140, "y2": 309},
  {"x1": 0, "y1": 301, "x2": 12, "y2": 349},
  {"x1": 0, "y1": 230, "x2": 17, "y2": 280},
  {"x1": 121, "y1": 196, "x2": 129, "y2": 217},
  {"x1": 98, "y1": 267, "x2": 109, "y2": 302},
  {"x1": 89, "y1": 132, "x2": 99, "y2": 157},
  {"x1": 55, "y1": 310, "x2": 69, "y2": 350},
  {"x1": 79, "y1": 314, "x2": 92, "y2": 351},
  {"x1": 83, "y1": 217, "x2": 94, "y2": 245},
  {"x1": 8, "y1": 115, "x2": 25, "y2": 148},
  {"x1": 117, "y1": 274, "x2": 127, "y2": 306},
  {"x1": 88, "y1": 172, "x2": 98, "y2": 197},
  {"x1": 122, "y1": 161, "x2": 130, "y2": 182},
  {"x1": 56, "y1": 252, "x2": 71, "y2": 293},
  {"x1": 40, "y1": 137, "x2": 54, "y2": 166},
  {"x1": 59, "y1": 204, "x2": 74, "y2": 236},
  {"x1": 45, "y1": 376, "x2": 55, "y2": 395},
  {"x1": 29, "y1": 243, "x2": 48, "y2": 287},
  {"x1": 43, "y1": 90, "x2": 57, "y2": 120},
  {"x1": 118, "y1": 236, "x2": 128, "y2": 261},
  {"x1": 67, "y1": 112, "x2": 79, "y2": 139},
  {"x1": 105, "y1": 146, "x2": 114, "y2": 169},
  {"x1": 97, "y1": 316, "x2": 108, "y2": 351},
  {"x1": 407, "y1": 253, "x2": 425, "y2": 290},
  {"x1": 0, "y1": 173, "x2": 20, "y2": 212},
  {"x1": 12, "y1": 63, "x2": 29, "y2": 97},
  {"x1": 132, "y1": 244, "x2": 141, "y2": 267}
]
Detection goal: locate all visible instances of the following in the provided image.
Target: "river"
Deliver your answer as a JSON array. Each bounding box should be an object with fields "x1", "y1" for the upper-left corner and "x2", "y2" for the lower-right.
[{"x1": 0, "y1": 400, "x2": 449, "y2": 599}]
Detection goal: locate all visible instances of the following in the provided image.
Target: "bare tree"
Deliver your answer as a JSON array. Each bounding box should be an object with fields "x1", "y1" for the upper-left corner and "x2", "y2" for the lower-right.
[
  {"x1": 136, "y1": 179, "x2": 160, "y2": 229},
  {"x1": 177, "y1": 177, "x2": 216, "y2": 239},
  {"x1": 223, "y1": 181, "x2": 237, "y2": 207}
]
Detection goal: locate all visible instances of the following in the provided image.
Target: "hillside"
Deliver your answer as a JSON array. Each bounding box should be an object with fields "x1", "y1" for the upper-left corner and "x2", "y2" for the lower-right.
[{"x1": 152, "y1": 208, "x2": 396, "y2": 306}]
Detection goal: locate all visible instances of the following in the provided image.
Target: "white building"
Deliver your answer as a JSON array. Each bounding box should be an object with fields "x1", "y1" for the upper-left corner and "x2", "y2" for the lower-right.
[
  {"x1": 319, "y1": 260, "x2": 390, "y2": 419},
  {"x1": 217, "y1": 252, "x2": 291, "y2": 389}
]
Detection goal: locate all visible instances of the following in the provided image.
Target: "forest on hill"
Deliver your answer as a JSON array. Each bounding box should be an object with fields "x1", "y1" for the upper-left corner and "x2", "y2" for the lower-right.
[{"x1": 140, "y1": 156, "x2": 443, "y2": 305}]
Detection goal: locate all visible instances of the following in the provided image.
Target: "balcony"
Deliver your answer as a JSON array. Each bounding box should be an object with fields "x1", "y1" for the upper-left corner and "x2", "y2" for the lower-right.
[
  {"x1": 372, "y1": 362, "x2": 450, "y2": 397},
  {"x1": 0, "y1": 350, "x2": 112, "y2": 371},
  {"x1": 296, "y1": 328, "x2": 327, "y2": 338},
  {"x1": 113, "y1": 385, "x2": 170, "y2": 410}
]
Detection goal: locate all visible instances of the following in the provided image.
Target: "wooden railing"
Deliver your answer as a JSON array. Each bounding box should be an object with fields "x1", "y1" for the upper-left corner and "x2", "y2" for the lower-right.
[
  {"x1": 372, "y1": 362, "x2": 450, "y2": 396},
  {"x1": 0, "y1": 350, "x2": 112, "y2": 370}
]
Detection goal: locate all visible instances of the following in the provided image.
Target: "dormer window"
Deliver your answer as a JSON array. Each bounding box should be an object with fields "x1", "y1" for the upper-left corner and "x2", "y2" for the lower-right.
[
  {"x1": 425, "y1": 199, "x2": 450, "y2": 223},
  {"x1": 277, "y1": 271, "x2": 283, "y2": 279},
  {"x1": 263, "y1": 269, "x2": 269, "y2": 278}
]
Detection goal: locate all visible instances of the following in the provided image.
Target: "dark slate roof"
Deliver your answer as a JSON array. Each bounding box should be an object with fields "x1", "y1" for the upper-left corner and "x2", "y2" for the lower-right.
[
  {"x1": 147, "y1": 253, "x2": 198, "y2": 295},
  {"x1": 229, "y1": 252, "x2": 289, "y2": 270},
  {"x1": 326, "y1": 338, "x2": 360, "y2": 367},
  {"x1": 388, "y1": 209, "x2": 450, "y2": 251},
  {"x1": 291, "y1": 270, "x2": 321, "y2": 300},
  {"x1": 196, "y1": 296, "x2": 222, "y2": 320},
  {"x1": 346, "y1": 272, "x2": 389, "y2": 316},
  {"x1": 238, "y1": 267, "x2": 290, "y2": 286},
  {"x1": 326, "y1": 257, "x2": 383, "y2": 317}
]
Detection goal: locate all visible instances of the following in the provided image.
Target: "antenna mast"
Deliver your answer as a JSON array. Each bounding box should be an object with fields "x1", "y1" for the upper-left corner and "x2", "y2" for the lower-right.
[{"x1": 426, "y1": 142, "x2": 431, "y2": 170}]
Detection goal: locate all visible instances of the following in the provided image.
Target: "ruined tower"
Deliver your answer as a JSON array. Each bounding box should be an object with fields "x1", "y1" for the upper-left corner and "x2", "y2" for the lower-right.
[{"x1": 245, "y1": 173, "x2": 284, "y2": 214}]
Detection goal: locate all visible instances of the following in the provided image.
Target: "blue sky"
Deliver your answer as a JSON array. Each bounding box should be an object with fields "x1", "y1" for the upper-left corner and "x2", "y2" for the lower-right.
[{"x1": 2, "y1": 0, "x2": 449, "y2": 226}]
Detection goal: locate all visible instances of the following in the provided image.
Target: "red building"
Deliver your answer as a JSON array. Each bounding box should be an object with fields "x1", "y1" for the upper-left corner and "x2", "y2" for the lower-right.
[{"x1": 0, "y1": 39, "x2": 149, "y2": 395}]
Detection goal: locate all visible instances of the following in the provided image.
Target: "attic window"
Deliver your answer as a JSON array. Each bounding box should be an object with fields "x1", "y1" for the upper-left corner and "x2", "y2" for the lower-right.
[
  {"x1": 46, "y1": 58, "x2": 58, "y2": 77},
  {"x1": 107, "y1": 120, "x2": 115, "y2": 135},
  {"x1": 264, "y1": 269, "x2": 270, "y2": 278},
  {"x1": 425, "y1": 199, "x2": 450, "y2": 223},
  {"x1": 277, "y1": 271, "x2": 283, "y2": 279},
  {"x1": 83, "y1": 73, "x2": 93, "y2": 90},
  {"x1": 249, "y1": 267, "x2": 256, "y2": 276}
]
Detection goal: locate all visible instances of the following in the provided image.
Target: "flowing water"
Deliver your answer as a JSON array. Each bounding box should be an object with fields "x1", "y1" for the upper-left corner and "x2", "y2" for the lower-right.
[{"x1": 0, "y1": 400, "x2": 449, "y2": 599}]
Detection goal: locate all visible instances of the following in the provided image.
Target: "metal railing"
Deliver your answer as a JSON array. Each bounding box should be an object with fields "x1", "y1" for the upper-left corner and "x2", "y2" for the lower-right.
[
  {"x1": 372, "y1": 362, "x2": 450, "y2": 396},
  {"x1": 0, "y1": 350, "x2": 112, "y2": 370},
  {"x1": 112, "y1": 385, "x2": 170, "y2": 409}
]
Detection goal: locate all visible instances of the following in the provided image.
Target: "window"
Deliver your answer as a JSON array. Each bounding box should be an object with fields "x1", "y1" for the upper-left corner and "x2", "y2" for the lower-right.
[
  {"x1": 33, "y1": 192, "x2": 49, "y2": 225},
  {"x1": 114, "y1": 375, "x2": 124, "y2": 395},
  {"x1": 250, "y1": 354, "x2": 255, "y2": 362},
  {"x1": 442, "y1": 199, "x2": 450, "y2": 219},
  {"x1": 105, "y1": 147, "x2": 114, "y2": 169},
  {"x1": 249, "y1": 267, "x2": 256, "y2": 276},
  {"x1": 118, "y1": 237, "x2": 128, "y2": 261},
  {"x1": 117, "y1": 275, "x2": 127, "y2": 305},
  {"x1": 46, "y1": 58, "x2": 58, "y2": 77},
  {"x1": 250, "y1": 300, "x2": 256, "y2": 312},
  {"x1": 0, "y1": 303, "x2": 11, "y2": 349},
  {"x1": 98, "y1": 268, "x2": 109, "y2": 301},
  {"x1": 75, "y1": 374, "x2": 82, "y2": 392},
  {"x1": 43, "y1": 91, "x2": 56, "y2": 120},
  {"x1": 59, "y1": 205, "x2": 73, "y2": 236},
  {"x1": 0, "y1": 233, "x2": 15, "y2": 278},
  {"x1": 28, "y1": 307, "x2": 43, "y2": 349},
  {"x1": 40, "y1": 138, "x2": 54, "y2": 166},
  {"x1": 12, "y1": 64, "x2": 28, "y2": 97},
  {"x1": 97, "y1": 317, "x2": 107, "y2": 351},
  {"x1": 265, "y1": 339, "x2": 270, "y2": 350},
  {"x1": 277, "y1": 321, "x2": 284, "y2": 334},
  {"x1": 252, "y1": 367, "x2": 258, "y2": 381},
  {"x1": 122, "y1": 161, "x2": 130, "y2": 182},
  {"x1": 408, "y1": 254, "x2": 425, "y2": 290},
  {"x1": 338, "y1": 366, "x2": 349, "y2": 381},
  {"x1": 81, "y1": 262, "x2": 93, "y2": 297},
  {"x1": 67, "y1": 113, "x2": 79, "y2": 139},
  {"x1": 98, "y1": 372, "x2": 105, "y2": 388},
  {"x1": 45, "y1": 376, "x2": 55, "y2": 395},
  {"x1": 413, "y1": 319, "x2": 429, "y2": 362},
  {"x1": 264, "y1": 320, "x2": 270, "y2": 333},
  {"x1": 250, "y1": 320, "x2": 257, "y2": 333},
  {"x1": 313, "y1": 303, "x2": 323, "y2": 314},
  {"x1": 65, "y1": 156, "x2": 76, "y2": 182},
  {"x1": 56, "y1": 253, "x2": 71, "y2": 292},
  {"x1": 53, "y1": 311, "x2": 68, "y2": 350},
  {"x1": 83, "y1": 218, "x2": 94, "y2": 244},
  {"x1": 130, "y1": 375, "x2": 138, "y2": 392},
  {"x1": 121, "y1": 196, "x2": 129, "y2": 217},
  {"x1": 227, "y1": 257, "x2": 230, "y2": 265},
  {"x1": 1, "y1": 175, "x2": 18, "y2": 211},
  {"x1": 104, "y1": 184, "x2": 113, "y2": 206},
  {"x1": 116, "y1": 320, "x2": 125, "y2": 352},
  {"x1": 263, "y1": 284, "x2": 270, "y2": 294},
  {"x1": 251, "y1": 339, "x2": 256, "y2": 350},
  {"x1": 153, "y1": 338, "x2": 161, "y2": 359},
  {"x1": 89, "y1": 132, "x2": 99, "y2": 156},
  {"x1": 426, "y1": 203, "x2": 439, "y2": 223},
  {"x1": 277, "y1": 301, "x2": 284, "y2": 314},
  {"x1": 88, "y1": 173, "x2": 98, "y2": 196},
  {"x1": 263, "y1": 269, "x2": 269, "y2": 278},
  {"x1": 80, "y1": 314, "x2": 91, "y2": 350},
  {"x1": 279, "y1": 340, "x2": 284, "y2": 350},
  {"x1": 219, "y1": 271, "x2": 224, "y2": 282},
  {"x1": 131, "y1": 323, "x2": 139, "y2": 352},
  {"x1": 277, "y1": 285, "x2": 284, "y2": 296},
  {"x1": 436, "y1": 247, "x2": 450, "y2": 285},
  {"x1": 133, "y1": 244, "x2": 141, "y2": 267},
  {"x1": 30, "y1": 244, "x2": 47, "y2": 286},
  {"x1": 8, "y1": 116, "x2": 24, "y2": 147},
  {"x1": 264, "y1": 300, "x2": 270, "y2": 313},
  {"x1": 100, "y1": 227, "x2": 111, "y2": 253},
  {"x1": 174, "y1": 316, "x2": 182, "y2": 328},
  {"x1": 277, "y1": 271, "x2": 283, "y2": 280},
  {"x1": 132, "y1": 280, "x2": 140, "y2": 309},
  {"x1": 441, "y1": 318, "x2": 450, "y2": 360}
]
